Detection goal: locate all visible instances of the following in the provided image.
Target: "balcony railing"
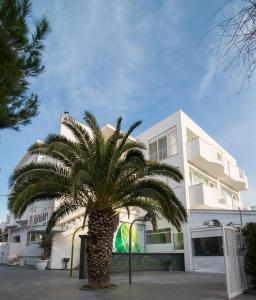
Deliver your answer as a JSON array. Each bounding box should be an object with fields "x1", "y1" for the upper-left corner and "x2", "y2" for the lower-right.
[{"x1": 27, "y1": 207, "x2": 53, "y2": 227}]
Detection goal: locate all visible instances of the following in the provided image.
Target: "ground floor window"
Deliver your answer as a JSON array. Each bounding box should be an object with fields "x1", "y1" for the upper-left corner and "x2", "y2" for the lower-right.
[
  {"x1": 12, "y1": 235, "x2": 20, "y2": 243},
  {"x1": 193, "y1": 236, "x2": 223, "y2": 256},
  {"x1": 146, "y1": 228, "x2": 171, "y2": 244},
  {"x1": 28, "y1": 232, "x2": 43, "y2": 243},
  {"x1": 174, "y1": 232, "x2": 184, "y2": 250}
]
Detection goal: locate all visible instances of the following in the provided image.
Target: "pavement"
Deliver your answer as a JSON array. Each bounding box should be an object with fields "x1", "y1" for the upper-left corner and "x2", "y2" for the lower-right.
[{"x1": 0, "y1": 265, "x2": 255, "y2": 300}]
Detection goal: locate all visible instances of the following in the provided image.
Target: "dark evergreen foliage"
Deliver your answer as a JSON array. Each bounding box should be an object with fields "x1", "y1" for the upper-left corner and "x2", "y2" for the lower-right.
[
  {"x1": 243, "y1": 222, "x2": 256, "y2": 288},
  {"x1": 0, "y1": 0, "x2": 50, "y2": 130}
]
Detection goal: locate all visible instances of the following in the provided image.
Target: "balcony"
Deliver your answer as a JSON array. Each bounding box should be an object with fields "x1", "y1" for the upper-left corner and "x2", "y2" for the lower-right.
[
  {"x1": 27, "y1": 207, "x2": 68, "y2": 232},
  {"x1": 187, "y1": 137, "x2": 225, "y2": 178},
  {"x1": 187, "y1": 138, "x2": 248, "y2": 191},
  {"x1": 28, "y1": 208, "x2": 52, "y2": 227},
  {"x1": 189, "y1": 183, "x2": 219, "y2": 208},
  {"x1": 222, "y1": 163, "x2": 248, "y2": 191}
]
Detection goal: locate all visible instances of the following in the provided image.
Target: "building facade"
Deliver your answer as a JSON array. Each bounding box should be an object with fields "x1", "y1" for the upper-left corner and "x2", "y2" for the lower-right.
[{"x1": 1, "y1": 110, "x2": 255, "y2": 272}]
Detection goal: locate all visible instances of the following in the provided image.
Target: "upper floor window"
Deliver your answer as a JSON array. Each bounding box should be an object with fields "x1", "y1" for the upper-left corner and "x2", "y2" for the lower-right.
[
  {"x1": 149, "y1": 129, "x2": 177, "y2": 161},
  {"x1": 220, "y1": 187, "x2": 238, "y2": 204},
  {"x1": 189, "y1": 169, "x2": 216, "y2": 188},
  {"x1": 158, "y1": 136, "x2": 167, "y2": 160},
  {"x1": 186, "y1": 129, "x2": 197, "y2": 142}
]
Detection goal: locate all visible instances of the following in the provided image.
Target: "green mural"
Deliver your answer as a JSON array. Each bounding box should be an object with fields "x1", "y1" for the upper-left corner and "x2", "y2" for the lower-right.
[{"x1": 114, "y1": 223, "x2": 141, "y2": 253}]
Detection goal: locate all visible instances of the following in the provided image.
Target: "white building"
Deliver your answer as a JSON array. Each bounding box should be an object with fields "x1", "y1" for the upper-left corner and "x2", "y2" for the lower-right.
[
  {"x1": 1, "y1": 110, "x2": 255, "y2": 273},
  {"x1": 137, "y1": 110, "x2": 255, "y2": 273}
]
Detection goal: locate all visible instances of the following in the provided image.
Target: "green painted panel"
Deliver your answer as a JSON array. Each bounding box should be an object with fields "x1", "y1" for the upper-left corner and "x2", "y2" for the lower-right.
[{"x1": 114, "y1": 223, "x2": 141, "y2": 253}]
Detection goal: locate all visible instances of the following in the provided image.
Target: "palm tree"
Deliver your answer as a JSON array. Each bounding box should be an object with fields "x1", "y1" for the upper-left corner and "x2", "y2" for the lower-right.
[{"x1": 8, "y1": 112, "x2": 187, "y2": 288}]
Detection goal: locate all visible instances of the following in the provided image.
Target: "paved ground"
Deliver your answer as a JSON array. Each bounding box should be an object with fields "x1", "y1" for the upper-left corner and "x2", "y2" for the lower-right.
[{"x1": 0, "y1": 265, "x2": 254, "y2": 300}]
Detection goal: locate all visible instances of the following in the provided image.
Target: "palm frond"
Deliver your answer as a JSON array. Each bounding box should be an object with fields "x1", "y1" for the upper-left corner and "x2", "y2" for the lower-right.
[
  {"x1": 8, "y1": 111, "x2": 186, "y2": 234},
  {"x1": 46, "y1": 198, "x2": 83, "y2": 232}
]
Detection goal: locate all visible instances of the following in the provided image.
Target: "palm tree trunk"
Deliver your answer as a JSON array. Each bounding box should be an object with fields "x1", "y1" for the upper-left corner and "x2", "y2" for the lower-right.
[{"x1": 87, "y1": 208, "x2": 116, "y2": 288}]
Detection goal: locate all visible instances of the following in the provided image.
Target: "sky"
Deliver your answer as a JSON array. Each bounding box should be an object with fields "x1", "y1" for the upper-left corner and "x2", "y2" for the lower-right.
[{"x1": 1, "y1": 0, "x2": 256, "y2": 221}]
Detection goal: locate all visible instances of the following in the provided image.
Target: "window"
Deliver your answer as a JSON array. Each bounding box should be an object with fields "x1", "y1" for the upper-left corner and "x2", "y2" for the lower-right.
[
  {"x1": 158, "y1": 136, "x2": 167, "y2": 160},
  {"x1": 209, "y1": 181, "x2": 215, "y2": 188},
  {"x1": 149, "y1": 141, "x2": 158, "y2": 161},
  {"x1": 193, "y1": 237, "x2": 223, "y2": 256},
  {"x1": 28, "y1": 233, "x2": 43, "y2": 243},
  {"x1": 148, "y1": 128, "x2": 178, "y2": 161},
  {"x1": 12, "y1": 236, "x2": 20, "y2": 243},
  {"x1": 174, "y1": 232, "x2": 184, "y2": 250},
  {"x1": 186, "y1": 129, "x2": 197, "y2": 142},
  {"x1": 190, "y1": 170, "x2": 208, "y2": 186},
  {"x1": 232, "y1": 193, "x2": 239, "y2": 202},
  {"x1": 146, "y1": 228, "x2": 171, "y2": 244},
  {"x1": 220, "y1": 187, "x2": 232, "y2": 204},
  {"x1": 168, "y1": 130, "x2": 178, "y2": 156},
  {"x1": 217, "y1": 152, "x2": 223, "y2": 162},
  {"x1": 189, "y1": 169, "x2": 216, "y2": 188}
]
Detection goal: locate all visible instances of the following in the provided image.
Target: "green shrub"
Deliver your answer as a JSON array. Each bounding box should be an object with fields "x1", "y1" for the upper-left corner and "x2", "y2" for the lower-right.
[{"x1": 243, "y1": 223, "x2": 256, "y2": 288}]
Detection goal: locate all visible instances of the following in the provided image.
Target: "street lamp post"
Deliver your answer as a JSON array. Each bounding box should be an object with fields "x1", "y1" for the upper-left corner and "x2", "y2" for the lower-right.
[{"x1": 129, "y1": 213, "x2": 150, "y2": 284}]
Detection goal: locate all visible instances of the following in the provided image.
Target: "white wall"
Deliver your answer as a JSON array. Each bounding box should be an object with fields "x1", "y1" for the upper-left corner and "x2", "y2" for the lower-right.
[
  {"x1": 49, "y1": 227, "x2": 87, "y2": 270},
  {"x1": 192, "y1": 256, "x2": 225, "y2": 273},
  {"x1": 189, "y1": 209, "x2": 256, "y2": 228},
  {"x1": 1, "y1": 227, "x2": 42, "y2": 265}
]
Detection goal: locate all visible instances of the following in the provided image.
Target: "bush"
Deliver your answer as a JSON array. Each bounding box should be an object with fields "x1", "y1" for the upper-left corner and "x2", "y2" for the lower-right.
[{"x1": 243, "y1": 223, "x2": 256, "y2": 288}]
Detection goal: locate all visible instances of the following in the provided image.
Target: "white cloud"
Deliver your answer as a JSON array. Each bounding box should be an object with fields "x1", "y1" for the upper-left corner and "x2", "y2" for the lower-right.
[{"x1": 33, "y1": 0, "x2": 185, "y2": 123}]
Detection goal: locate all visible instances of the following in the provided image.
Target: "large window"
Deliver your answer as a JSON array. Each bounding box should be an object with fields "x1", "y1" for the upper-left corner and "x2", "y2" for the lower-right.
[
  {"x1": 149, "y1": 129, "x2": 177, "y2": 161},
  {"x1": 146, "y1": 228, "x2": 171, "y2": 244},
  {"x1": 193, "y1": 237, "x2": 223, "y2": 256}
]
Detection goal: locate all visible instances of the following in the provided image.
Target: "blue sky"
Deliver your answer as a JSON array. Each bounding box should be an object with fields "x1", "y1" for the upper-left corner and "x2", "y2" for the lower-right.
[{"x1": 1, "y1": 0, "x2": 256, "y2": 221}]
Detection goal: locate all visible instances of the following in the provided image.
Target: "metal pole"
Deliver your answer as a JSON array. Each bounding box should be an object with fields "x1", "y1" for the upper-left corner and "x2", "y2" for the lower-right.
[
  {"x1": 128, "y1": 214, "x2": 150, "y2": 284},
  {"x1": 70, "y1": 226, "x2": 83, "y2": 277},
  {"x1": 129, "y1": 219, "x2": 136, "y2": 284}
]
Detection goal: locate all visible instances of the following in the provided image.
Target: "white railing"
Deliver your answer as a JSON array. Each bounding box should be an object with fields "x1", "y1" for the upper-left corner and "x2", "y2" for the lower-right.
[{"x1": 27, "y1": 207, "x2": 53, "y2": 227}]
